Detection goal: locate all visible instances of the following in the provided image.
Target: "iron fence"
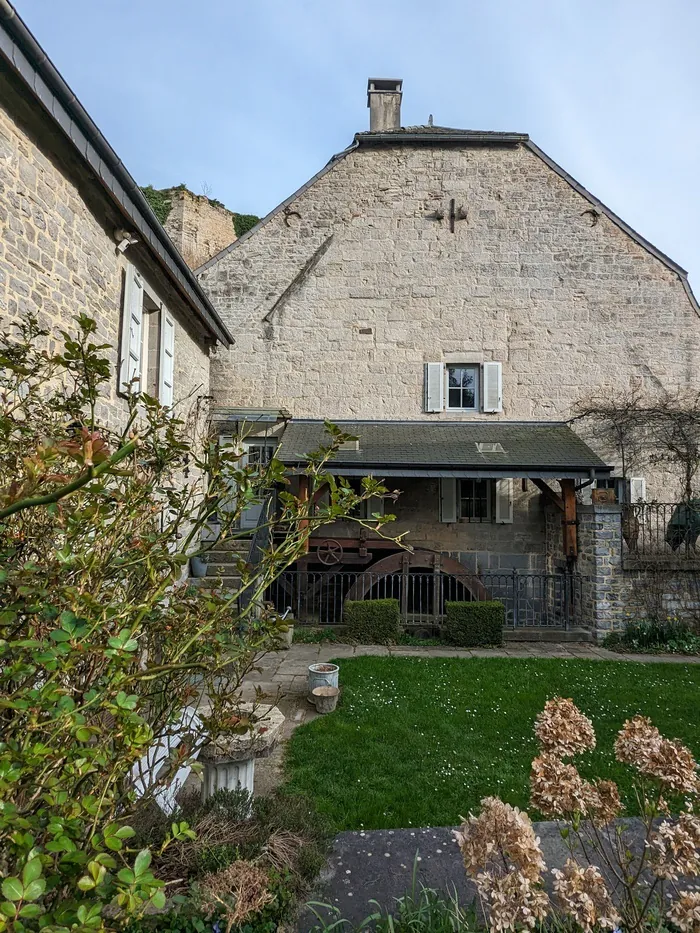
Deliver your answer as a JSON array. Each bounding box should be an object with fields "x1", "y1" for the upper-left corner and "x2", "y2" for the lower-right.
[
  {"x1": 622, "y1": 503, "x2": 700, "y2": 566},
  {"x1": 265, "y1": 569, "x2": 584, "y2": 629}
]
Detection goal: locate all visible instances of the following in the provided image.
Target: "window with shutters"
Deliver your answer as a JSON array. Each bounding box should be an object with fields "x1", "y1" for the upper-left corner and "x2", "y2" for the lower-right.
[
  {"x1": 424, "y1": 362, "x2": 502, "y2": 414},
  {"x1": 119, "y1": 263, "x2": 176, "y2": 405}
]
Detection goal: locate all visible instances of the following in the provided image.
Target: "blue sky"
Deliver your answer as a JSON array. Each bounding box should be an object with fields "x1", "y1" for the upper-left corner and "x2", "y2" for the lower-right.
[{"x1": 19, "y1": 0, "x2": 700, "y2": 284}]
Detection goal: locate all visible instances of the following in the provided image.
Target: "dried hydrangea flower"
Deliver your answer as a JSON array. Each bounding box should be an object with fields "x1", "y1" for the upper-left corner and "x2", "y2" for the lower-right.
[
  {"x1": 551, "y1": 859, "x2": 620, "y2": 932},
  {"x1": 454, "y1": 796, "x2": 545, "y2": 883},
  {"x1": 585, "y1": 779, "x2": 623, "y2": 827},
  {"x1": 530, "y1": 753, "x2": 590, "y2": 817},
  {"x1": 667, "y1": 890, "x2": 700, "y2": 932},
  {"x1": 478, "y1": 869, "x2": 550, "y2": 932},
  {"x1": 650, "y1": 813, "x2": 700, "y2": 880},
  {"x1": 197, "y1": 860, "x2": 273, "y2": 927},
  {"x1": 534, "y1": 698, "x2": 596, "y2": 757},
  {"x1": 530, "y1": 756, "x2": 622, "y2": 825},
  {"x1": 615, "y1": 715, "x2": 700, "y2": 794}
]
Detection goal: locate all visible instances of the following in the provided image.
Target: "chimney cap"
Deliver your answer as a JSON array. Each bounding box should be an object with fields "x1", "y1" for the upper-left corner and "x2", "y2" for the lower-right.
[{"x1": 367, "y1": 77, "x2": 403, "y2": 106}]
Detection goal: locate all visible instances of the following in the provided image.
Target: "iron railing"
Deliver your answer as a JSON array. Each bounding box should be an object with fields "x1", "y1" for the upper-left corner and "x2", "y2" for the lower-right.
[
  {"x1": 622, "y1": 503, "x2": 700, "y2": 566},
  {"x1": 265, "y1": 569, "x2": 584, "y2": 629}
]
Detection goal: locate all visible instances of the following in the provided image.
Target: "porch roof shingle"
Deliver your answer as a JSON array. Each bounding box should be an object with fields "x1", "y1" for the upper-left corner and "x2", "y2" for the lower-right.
[{"x1": 276, "y1": 420, "x2": 613, "y2": 479}]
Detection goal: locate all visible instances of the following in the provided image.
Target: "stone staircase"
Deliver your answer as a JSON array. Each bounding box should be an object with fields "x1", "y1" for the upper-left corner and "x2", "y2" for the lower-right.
[{"x1": 190, "y1": 537, "x2": 251, "y2": 591}]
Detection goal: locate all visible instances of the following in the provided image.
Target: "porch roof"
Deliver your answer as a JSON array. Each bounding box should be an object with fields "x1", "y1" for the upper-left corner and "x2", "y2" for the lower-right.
[{"x1": 276, "y1": 420, "x2": 613, "y2": 480}]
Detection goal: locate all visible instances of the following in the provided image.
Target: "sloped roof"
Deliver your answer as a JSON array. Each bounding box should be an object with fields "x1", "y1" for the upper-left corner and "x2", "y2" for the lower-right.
[
  {"x1": 276, "y1": 420, "x2": 612, "y2": 479},
  {"x1": 0, "y1": 1, "x2": 233, "y2": 346}
]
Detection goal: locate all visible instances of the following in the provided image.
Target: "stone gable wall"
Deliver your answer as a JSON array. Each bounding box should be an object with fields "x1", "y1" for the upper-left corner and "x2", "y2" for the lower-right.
[
  {"x1": 200, "y1": 142, "x2": 700, "y2": 502},
  {"x1": 164, "y1": 189, "x2": 236, "y2": 271},
  {"x1": 0, "y1": 92, "x2": 211, "y2": 432}
]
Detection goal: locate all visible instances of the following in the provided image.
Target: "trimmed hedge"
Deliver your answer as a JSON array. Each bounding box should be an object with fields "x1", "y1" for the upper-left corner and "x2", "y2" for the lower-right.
[
  {"x1": 444, "y1": 601, "x2": 505, "y2": 647},
  {"x1": 344, "y1": 598, "x2": 401, "y2": 644}
]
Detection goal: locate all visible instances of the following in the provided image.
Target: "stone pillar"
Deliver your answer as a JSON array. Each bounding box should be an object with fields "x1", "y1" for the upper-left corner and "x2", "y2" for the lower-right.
[{"x1": 577, "y1": 504, "x2": 625, "y2": 640}]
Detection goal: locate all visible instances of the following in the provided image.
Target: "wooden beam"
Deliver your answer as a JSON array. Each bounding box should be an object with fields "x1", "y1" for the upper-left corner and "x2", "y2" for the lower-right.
[
  {"x1": 559, "y1": 479, "x2": 578, "y2": 559},
  {"x1": 531, "y1": 478, "x2": 564, "y2": 512}
]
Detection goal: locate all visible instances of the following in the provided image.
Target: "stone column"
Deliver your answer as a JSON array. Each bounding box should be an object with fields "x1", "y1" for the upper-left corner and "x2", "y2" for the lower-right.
[{"x1": 577, "y1": 504, "x2": 625, "y2": 640}]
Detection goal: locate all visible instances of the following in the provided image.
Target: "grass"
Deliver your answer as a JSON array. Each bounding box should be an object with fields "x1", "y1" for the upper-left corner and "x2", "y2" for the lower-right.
[{"x1": 284, "y1": 657, "x2": 700, "y2": 831}]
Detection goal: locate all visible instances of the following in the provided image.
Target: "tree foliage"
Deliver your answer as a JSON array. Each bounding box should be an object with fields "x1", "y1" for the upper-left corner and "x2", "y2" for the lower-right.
[
  {"x1": 0, "y1": 315, "x2": 395, "y2": 931},
  {"x1": 233, "y1": 214, "x2": 260, "y2": 238}
]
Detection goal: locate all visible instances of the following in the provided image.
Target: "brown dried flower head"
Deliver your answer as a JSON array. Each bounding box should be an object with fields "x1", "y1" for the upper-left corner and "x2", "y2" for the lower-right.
[
  {"x1": 454, "y1": 796, "x2": 545, "y2": 883},
  {"x1": 650, "y1": 813, "x2": 700, "y2": 880},
  {"x1": 530, "y1": 755, "x2": 622, "y2": 825},
  {"x1": 198, "y1": 860, "x2": 273, "y2": 930},
  {"x1": 615, "y1": 715, "x2": 700, "y2": 794},
  {"x1": 667, "y1": 890, "x2": 700, "y2": 932},
  {"x1": 477, "y1": 869, "x2": 549, "y2": 932},
  {"x1": 534, "y1": 697, "x2": 596, "y2": 757},
  {"x1": 551, "y1": 859, "x2": 620, "y2": 933}
]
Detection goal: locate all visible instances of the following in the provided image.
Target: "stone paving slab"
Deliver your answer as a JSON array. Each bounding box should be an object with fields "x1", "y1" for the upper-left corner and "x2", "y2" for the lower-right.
[{"x1": 300, "y1": 820, "x2": 650, "y2": 930}]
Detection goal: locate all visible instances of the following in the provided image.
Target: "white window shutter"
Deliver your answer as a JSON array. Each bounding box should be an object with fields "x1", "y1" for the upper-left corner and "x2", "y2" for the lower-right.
[
  {"x1": 440, "y1": 478, "x2": 457, "y2": 523},
  {"x1": 158, "y1": 309, "x2": 175, "y2": 406},
  {"x1": 119, "y1": 264, "x2": 144, "y2": 393},
  {"x1": 629, "y1": 477, "x2": 647, "y2": 503},
  {"x1": 482, "y1": 361, "x2": 503, "y2": 413},
  {"x1": 363, "y1": 496, "x2": 385, "y2": 520},
  {"x1": 495, "y1": 478, "x2": 514, "y2": 523},
  {"x1": 424, "y1": 363, "x2": 444, "y2": 412}
]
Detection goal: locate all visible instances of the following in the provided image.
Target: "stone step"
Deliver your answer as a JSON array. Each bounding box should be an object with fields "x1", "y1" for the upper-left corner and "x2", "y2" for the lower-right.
[
  {"x1": 188, "y1": 575, "x2": 241, "y2": 589},
  {"x1": 504, "y1": 627, "x2": 595, "y2": 643},
  {"x1": 205, "y1": 552, "x2": 249, "y2": 565},
  {"x1": 204, "y1": 539, "x2": 252, "y2": 554}
]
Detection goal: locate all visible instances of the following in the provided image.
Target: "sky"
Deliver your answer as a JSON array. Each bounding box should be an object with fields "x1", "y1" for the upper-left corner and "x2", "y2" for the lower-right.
[{"x1": 18, "y1": 0, "x2": 700, "y2": 286}]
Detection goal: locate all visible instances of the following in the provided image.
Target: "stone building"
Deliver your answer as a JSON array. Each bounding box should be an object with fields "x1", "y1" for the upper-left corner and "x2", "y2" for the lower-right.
[
  {"x1": 0, "y1": 3, "x2": 233, "y2": 432},
  {"x1": 163, "y1": 188, "x2": 237, "y2": 271},
  {"x1": 196, "y1": 78, "x2": 700, "y2": 635}
]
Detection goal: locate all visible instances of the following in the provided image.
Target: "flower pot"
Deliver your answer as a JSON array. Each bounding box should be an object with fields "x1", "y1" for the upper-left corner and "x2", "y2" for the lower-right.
[
  {"x1": 312, "y1": 686, "x2": 339, "y2": 714},
  {"x1": 190, "y1": 555, "x2": 208, "y2": 578},
  {"x1": 308, "y1": 662, "x2": 339, "y2": 701}
]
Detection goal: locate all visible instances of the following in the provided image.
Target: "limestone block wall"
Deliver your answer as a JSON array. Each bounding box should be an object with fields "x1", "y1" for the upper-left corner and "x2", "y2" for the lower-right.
[
  {"x1": 164, "y1": 189, "x2": 236, "y2": 271},
  {"x1": 200, "y1": 141, "x2": 700, "y2": 502},
  {"x1": 0, "y1": 89, "x2": 211, "y2": 433}
]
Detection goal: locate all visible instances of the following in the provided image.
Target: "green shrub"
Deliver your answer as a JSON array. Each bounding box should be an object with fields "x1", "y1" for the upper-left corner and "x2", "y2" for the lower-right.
[
  {"x1": 344, "y1": 598, "x2": 401, "y2": 644},
  {"x1": 603, "y1": 619, "x2": 700, "y2": 655},
  {"x1": 444, "y1": 601, "x2": 504, "y2": 647},
  {"x1": 234, "y1": 213, "x2": 261, "y2": 237}
]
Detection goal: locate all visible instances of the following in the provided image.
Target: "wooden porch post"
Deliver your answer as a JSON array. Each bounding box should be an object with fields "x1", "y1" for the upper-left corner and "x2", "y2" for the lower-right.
[{"x1": 559, "y1": 479, "x2": 578, "y2": 560}]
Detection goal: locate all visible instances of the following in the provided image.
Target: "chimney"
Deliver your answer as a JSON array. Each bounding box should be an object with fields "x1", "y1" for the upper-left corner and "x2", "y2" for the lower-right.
[{"x1": 367, "y1": 78, "x2": 403, "y2": 132}]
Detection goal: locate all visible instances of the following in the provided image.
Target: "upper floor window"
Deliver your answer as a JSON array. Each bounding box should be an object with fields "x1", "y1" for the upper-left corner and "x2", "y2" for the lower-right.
[
  {"x1": 447, "y1": 365, "x2": 479, "y2": 411},
  {"x1": 425, "y1": 361, "x2": 502, "y2": 414},
  {"x1": 118, "y1": 262, "x2": 175, "y2": 406}
]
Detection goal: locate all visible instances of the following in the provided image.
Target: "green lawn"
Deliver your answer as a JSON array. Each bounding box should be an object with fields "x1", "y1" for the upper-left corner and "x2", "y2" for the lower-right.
[{"x1": 284, "y1": 657, "x2": 700, "y2": 831}]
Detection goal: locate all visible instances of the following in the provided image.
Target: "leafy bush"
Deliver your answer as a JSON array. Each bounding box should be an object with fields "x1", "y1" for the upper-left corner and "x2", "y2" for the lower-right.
[
  {"x1": 444, "y1": 601, "x2": 504, "y2": 647},
  {"x1": 233, "y1": 213, "x2": 261, "y2": 238},
  {"x1": 129, "y1": 790, "x2": 331, "y2": 932},
  {"x1": 294, "y1": 626, "x2": 348, "y2": 644},
  {"x1": 344, "y1": 598, "x2": 401, "y2": 644},
  {"x1": 0, "y1": 316, "x2": 395, "y2": 930},
  {"x1": 603, "y1": 618, "x2": 700, "y2": 655}
]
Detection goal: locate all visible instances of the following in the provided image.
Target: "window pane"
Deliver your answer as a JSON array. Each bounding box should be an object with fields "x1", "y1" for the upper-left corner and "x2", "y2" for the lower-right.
[
  {"x1": 460, "y1": 369, "x2": 474, "y2": 388},
  {"x1": 448, "y1": 368, "x2": 460, "y2": 388},
  {"x1": 448, "y1": 388, "x2": 461, "y2": 409},
  {"x1": 462, "y1": 388, "x2": 475, "y2": 409}
]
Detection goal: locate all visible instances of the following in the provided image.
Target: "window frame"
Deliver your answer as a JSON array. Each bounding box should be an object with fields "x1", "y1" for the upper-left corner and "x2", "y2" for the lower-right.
[
  {"x1": 458, "y1": 478, "x2": 492, "y2": 522},
  {"x1": 445, "y1": 363, "x2": 480, "y2": 412}
]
